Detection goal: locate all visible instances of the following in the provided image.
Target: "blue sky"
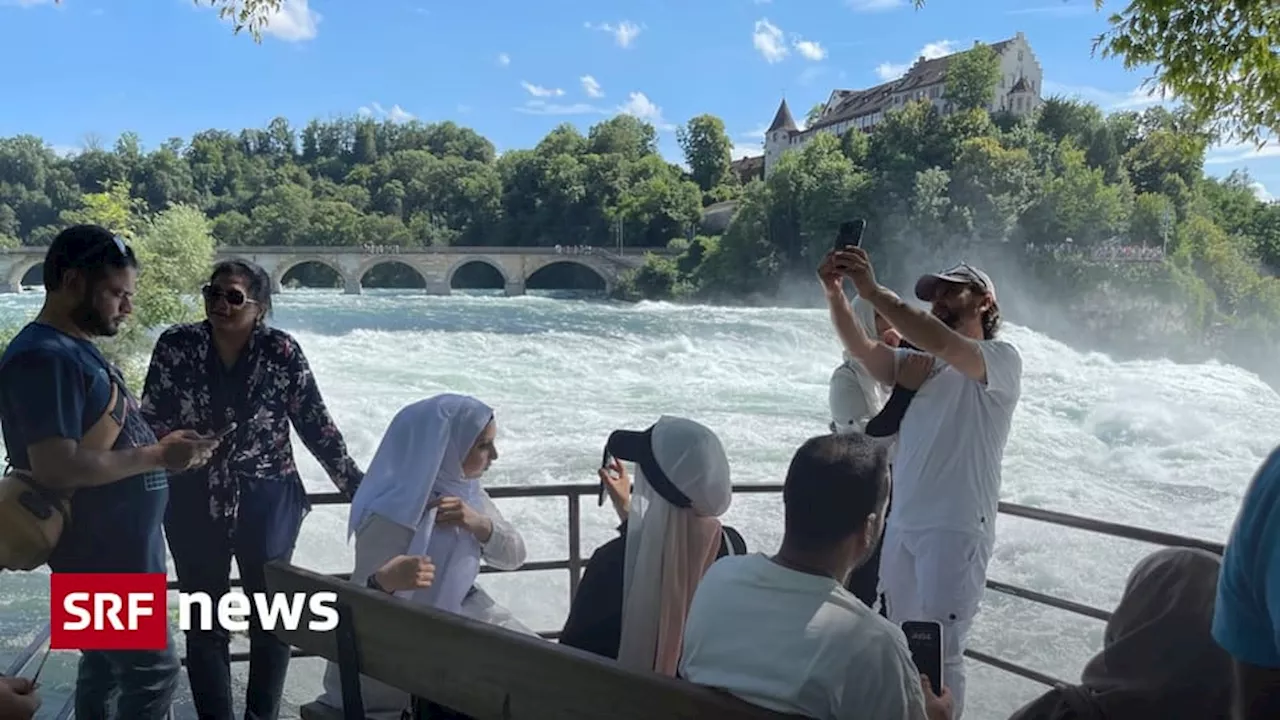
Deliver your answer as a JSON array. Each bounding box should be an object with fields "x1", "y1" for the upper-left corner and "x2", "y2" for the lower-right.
[{"x1": 2, "y1": 0, "x2": 1277, "y2": 198}]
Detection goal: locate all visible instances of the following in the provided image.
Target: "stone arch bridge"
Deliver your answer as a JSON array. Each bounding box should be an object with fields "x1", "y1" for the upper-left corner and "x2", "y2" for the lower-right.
[{"x1": 0, "y1": 245, "x2": 672, "y2": 295}]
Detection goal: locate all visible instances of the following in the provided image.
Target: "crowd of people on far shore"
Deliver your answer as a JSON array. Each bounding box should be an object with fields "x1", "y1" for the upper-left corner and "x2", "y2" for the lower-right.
[{"x1": 0, "y1": 224, "x2": 1278, "y2": 720}]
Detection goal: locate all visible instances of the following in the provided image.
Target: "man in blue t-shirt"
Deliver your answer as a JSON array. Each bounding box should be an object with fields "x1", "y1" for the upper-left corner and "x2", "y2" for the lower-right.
[
  {"x1": 0, "y1": 225, "x2": 220, "y2": 720},
  {"x1": 1213, "y1": 446, "x2": 1280, "y2": 719}
]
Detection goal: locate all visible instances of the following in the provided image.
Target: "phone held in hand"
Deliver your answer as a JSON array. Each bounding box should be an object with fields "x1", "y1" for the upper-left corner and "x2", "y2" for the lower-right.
[
  {"x1": 835, "y1": 219, "x2": 866, "y2": 250},
  {"x1": 901, "y1": 620, "x2": 944, "y2": 696},
  {"x1": 214, "y1": 422, "x2": 238, "y2": 441}
]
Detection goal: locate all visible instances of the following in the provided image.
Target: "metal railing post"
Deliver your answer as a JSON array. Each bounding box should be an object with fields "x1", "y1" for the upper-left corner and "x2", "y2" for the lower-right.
[{"x1": 567, "y1": 494, "x2": 582, "y2": 600}]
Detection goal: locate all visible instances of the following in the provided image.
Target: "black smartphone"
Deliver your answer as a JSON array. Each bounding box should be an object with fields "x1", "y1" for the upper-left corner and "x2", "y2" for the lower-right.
[
  {"x1": 835, "y1": 219, "x2": 866, "y2": 249},
  {"x1": 902, "y1": 620, "x2": 943, "y2": 696},
  {"x1": 597, "y1": 452, "x2": 613, "y2": 506}
]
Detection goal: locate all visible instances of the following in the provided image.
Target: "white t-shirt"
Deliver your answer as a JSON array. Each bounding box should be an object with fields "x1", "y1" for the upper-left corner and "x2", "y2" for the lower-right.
[
  {"x1": 679, "y1": 554, "x2": 929, "y2": 720},
  {"x1": 890, "y1": 339, "x2": 1022, "y2": 537}
]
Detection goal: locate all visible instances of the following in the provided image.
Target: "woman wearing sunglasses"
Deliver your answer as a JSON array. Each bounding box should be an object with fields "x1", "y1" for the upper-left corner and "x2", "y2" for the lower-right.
[{"x1": 140, "y1": 259, "x2": 364, "y2": 720}]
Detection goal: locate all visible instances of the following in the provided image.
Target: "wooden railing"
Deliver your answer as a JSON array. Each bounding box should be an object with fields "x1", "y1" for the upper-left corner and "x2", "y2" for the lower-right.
[{"x1": 16, "y1": 482, "x2": 1225, "y2": 718}]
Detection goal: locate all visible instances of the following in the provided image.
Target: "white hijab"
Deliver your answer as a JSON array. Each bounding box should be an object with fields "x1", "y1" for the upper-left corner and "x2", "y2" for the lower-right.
[
  {"x1": 830, "y1": 297, "x2": 890, "y2": 433},
  {"x1": 347, "y1": 394, "x2": 494, "y2": 613},
  {"x1": 617, "y1": 416, "x2": 733, "y2": 675}
]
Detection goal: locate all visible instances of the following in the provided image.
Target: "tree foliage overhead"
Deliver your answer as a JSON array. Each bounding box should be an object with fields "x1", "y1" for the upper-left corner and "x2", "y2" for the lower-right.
[{"x1": 913, "y1": 0, "x2": 1280, "y2": 144}]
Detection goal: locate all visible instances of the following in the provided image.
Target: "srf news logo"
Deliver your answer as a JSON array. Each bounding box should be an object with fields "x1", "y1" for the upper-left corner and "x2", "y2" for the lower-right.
[{"x1": 50, "y1": 574, "x2": 339, "y2": 651}]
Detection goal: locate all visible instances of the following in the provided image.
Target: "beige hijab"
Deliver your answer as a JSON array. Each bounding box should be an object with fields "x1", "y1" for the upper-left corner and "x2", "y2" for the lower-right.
[{"x1": 1009, "y1": 547, "x2": 1231, "y2": 719}]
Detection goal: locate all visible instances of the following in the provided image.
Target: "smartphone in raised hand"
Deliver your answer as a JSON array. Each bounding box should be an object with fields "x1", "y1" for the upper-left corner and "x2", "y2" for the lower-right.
[{"x1": 835, "y1": 219, "x2": 866, "y2": 250}]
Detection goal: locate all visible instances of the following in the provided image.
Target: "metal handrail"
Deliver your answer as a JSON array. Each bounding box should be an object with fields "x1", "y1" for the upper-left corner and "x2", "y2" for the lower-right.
[{"x1": 40, "y1": 482, "x2": 1227, "y2": 717}]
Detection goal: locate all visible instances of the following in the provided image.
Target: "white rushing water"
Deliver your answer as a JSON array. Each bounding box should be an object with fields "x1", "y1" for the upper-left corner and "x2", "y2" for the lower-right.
[{"x1": 1, "y1": 288, "x2": 1276, "y2": 719}]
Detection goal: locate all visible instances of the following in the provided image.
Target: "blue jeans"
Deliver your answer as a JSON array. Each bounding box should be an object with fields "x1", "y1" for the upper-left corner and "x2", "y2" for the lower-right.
[
  {"x1": 166, "y1": 476, "x2": 308, "y2": 720},
  {"x1": 74, "y1": 636, "x2": 180, "y2": 719}
]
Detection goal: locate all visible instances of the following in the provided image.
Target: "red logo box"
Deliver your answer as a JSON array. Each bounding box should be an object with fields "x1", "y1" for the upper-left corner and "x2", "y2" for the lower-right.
[{"x1": 50, "y1": 573, "x2": 169, "y2": 651}]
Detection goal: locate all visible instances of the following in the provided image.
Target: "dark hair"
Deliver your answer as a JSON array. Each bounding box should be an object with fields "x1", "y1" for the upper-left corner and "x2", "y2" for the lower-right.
[
  {"x1": 44, "y1": 224, "x2": 139, "y2": 291},
  {"x1": 209, "y1": 259, "x2": 273, "y2": 319},
  {"x1": 782, "y1": 433, "x2": 890, "y2": 552}
]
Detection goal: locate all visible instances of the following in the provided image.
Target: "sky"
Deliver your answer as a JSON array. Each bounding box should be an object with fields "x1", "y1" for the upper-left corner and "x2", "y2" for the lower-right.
[{"x1": 1, "y1": 0, "x2": 1277, "y2": 200}]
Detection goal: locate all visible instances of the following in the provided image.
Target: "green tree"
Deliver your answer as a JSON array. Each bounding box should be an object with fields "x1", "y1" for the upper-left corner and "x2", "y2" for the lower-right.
[
  {"x1": 945, "y1": 43, "x2": 1001, "y2": 112},
  {"x1": 676, "y1": 115, "x2": 735, "y2": 196}
]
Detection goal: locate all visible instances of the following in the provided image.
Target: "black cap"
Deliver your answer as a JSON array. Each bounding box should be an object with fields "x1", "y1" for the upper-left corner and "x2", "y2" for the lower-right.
[{"x1": 601, "y1": 425, "x2": 692, "y2": 509}]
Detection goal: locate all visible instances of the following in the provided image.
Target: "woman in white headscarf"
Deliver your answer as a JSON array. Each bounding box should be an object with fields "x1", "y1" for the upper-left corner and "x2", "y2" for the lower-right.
[
  {"x1": 829, "y1": 297, "x2": 898, "y2": 434},
  {"x1": 559, "y1": 416, "x2": 735, "y2": 676},
  {"x1": 316, "y1": 394, "x2": 531, "y2": 719}
]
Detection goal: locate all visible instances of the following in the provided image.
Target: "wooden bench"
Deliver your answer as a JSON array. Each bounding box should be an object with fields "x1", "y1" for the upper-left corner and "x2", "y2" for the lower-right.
[{"x1": 265, "y1": 561, "x2": 797, "y2": 720}]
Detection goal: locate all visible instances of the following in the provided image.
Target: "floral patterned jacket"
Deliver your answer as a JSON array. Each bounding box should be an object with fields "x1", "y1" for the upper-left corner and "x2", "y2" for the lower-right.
[{"x1": 140, "y1": 321, "x2": 363, "y2": 530}]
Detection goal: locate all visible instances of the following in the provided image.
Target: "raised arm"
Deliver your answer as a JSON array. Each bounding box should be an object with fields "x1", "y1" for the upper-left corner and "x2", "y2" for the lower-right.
[
  {"x1": 863, "y1": 285, "x2": 989, "y2": 383},
  {"x1": 283, "y1": 336, "x2": 364, "y2": 498},
  {"x1": 820, "y1": 257, "x2": 896, "y2": 385},
  {"x1": 475, "y1": 490, "x2": 527, "y2": 571}
]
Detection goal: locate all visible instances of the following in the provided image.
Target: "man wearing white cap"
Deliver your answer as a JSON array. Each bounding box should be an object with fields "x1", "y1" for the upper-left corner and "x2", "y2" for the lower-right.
[{"x1": 818, "y1": 248, "x2": 1022, "y2": 719}]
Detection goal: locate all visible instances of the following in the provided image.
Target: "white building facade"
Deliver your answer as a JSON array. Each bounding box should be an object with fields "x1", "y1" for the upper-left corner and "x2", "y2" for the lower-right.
[{"x1": 760, "y1": 32, "x2": 1043, "y2": 177}]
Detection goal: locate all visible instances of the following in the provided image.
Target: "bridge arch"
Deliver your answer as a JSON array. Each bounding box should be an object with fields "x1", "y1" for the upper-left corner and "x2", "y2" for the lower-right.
[
  {"x1": 9, "y1": 259, "x2": 43, "y2": 290},
  {"x1": 274, "y1": 257, "x2": 349, "y2": 291},
  {"x1": 358, "y1": 259, "x2": 427, "y2": 290},
  {"x1": 525, "y1": 259, "x2": 610, "y2": 294},
  {"x1": 447, "y1": 257, "x2": 511, "y2": 291}
]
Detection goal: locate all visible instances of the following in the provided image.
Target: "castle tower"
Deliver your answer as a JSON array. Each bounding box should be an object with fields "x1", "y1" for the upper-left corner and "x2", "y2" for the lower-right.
[{"x1": 763, "y1": 98, "x2": 798, "y2": 177}]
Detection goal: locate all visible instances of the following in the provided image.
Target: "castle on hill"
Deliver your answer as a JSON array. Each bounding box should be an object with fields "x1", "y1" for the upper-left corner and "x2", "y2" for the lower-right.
[{"x1": 735, "y1": 31, "x2": 1044, "y2": 181}]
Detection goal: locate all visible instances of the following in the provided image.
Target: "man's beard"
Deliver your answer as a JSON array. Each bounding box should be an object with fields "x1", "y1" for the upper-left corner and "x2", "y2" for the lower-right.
[
  {"x1": 70, "y1": 297, "x2": 119, "y2": 337},
  {"x1": 932, "y1": 304, "x2": 962, "y2": 330}
]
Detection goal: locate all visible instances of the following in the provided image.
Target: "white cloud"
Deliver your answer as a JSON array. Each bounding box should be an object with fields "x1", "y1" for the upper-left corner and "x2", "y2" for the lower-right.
[
  {"x1": 521, "y1": 81, "x2": 565, "y2": 98},
  {"x1": 1006, "y1": 3, "x2": 1093, "y2": 17},
  {"x1": 581, "y1": 75, "x2": 604, "y2": 98},
  {"x1": 257, "y1": 0, "x2": 319, "y2": 42},
  {"x1": 515, "y1": 90, "x2": 676, "y2": 132},
  {"x1": 618, "y1": 91, "x2": 674, "y2": 131},
  {"x1": 847, "y1": 0, "x2": 905, "y2": 11},
  {"x1": 517, "y1": 100, "x2": 605, "y2": 116},
  {"x1": 753, "y1": 19, "x2": 788, "y2": 63},
  {"x1": 730, "y1": 139, "x2": 762, "y2": 160},
  {"x1": 1250, "y1": 181, "x2": 1274, "y2": 202},
  {"x1": 586, "y1": 20, "x2": 643, "y2": 48},
  {"x1": 1205, "y1": 139, "x2": 1280, "y2": 166},
  {"x1": 1041, "y1": 80, "x2": 1174, "y2": 111},
  {"x1": 497, "y1": 52, "x2": 511, "y2": 67},
  {"x1": 876, "y1": 39, "x2": 956, "y2": 80},
  {"x1": 357, "y1": 102, "x2": 415, "y2": 123},
  {"x1": 794, "y1": 39, "x2": 827, "y2": 61}
]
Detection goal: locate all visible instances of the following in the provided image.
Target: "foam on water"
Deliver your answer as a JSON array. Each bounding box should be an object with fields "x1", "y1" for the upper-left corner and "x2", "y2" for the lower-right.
[{"x1": 1, "y1": 289, "x2": 1276, "y2": 719}]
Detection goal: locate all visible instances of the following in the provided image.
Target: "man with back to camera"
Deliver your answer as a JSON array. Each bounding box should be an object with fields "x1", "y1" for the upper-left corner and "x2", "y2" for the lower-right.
[
  {"x1": 1211, "y1": 446, "x2": 1280, "y2": 719},
  {"x1": 819, "y1": 247, "x2": 1022, "y2": 719},
  {"x1": 679, "y1": 432, "x2": 954, "y2": 720},
  {"x1": 0, "y1": 224, "x2": 221, "y2": 719}
]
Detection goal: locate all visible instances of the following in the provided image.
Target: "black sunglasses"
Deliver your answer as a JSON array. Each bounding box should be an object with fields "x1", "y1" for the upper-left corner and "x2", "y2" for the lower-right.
[
  {"x1": 201, "y1": 284, "x2": 258, "y2": 307},
  {"x1": 71, "y1": 233, "x2": 134, "y2": 269}
]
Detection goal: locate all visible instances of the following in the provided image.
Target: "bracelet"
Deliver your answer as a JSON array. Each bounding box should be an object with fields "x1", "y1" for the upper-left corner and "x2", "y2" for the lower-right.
[{"x1": 366, "y1": 573, "x2": 390, "y2": 594}]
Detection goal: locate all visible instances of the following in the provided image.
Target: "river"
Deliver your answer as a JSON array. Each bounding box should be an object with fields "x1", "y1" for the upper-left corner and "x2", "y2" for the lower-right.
[{"x1": 0, "y1": 288, "x2": 1275, "y2": 719}]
